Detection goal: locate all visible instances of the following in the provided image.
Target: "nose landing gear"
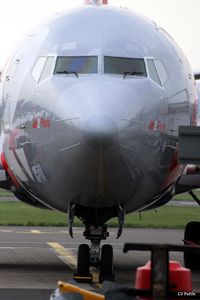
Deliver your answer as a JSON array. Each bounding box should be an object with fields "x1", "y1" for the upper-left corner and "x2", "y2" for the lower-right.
[
  {"x1": 68, "y1": 202, "x2": 125, "y2": 283},
  {"x1": 73, "y1": 225, "x2": 115, "y2": 283}
]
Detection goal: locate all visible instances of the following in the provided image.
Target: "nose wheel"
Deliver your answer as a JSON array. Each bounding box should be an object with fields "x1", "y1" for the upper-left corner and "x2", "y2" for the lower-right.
[
  {"x1": 99, "y1": 244, "x2": 114, "y2": 282},
  {"x1": 74, "y1": 244, "x2": 93, "y2": 283}
]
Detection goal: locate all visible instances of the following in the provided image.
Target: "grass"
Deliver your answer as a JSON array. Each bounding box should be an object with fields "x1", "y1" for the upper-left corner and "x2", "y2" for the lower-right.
[
  {"x1": 0, "y1": 201, "x2": 199, "y2": 228},
  {"x1": 0, "y1": 188, "x2": 13, "y2": 197},
  {"x1": 0, "y1": 201, "x2": 67, "y2": 226},
  {"x1": 173, "y1": 191, "x2": 200, "y2": 201},
  {"x1": 109, "y1": 206, "x2": 200, "y2": 229}
]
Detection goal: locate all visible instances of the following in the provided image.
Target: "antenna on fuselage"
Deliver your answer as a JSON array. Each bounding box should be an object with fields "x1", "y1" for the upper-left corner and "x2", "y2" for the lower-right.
[{"x1": 84, "y1": 0, "x2": 108, "y2": 5}]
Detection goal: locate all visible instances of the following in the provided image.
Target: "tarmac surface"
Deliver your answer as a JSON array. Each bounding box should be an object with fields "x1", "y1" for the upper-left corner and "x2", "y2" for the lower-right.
[{"x1": 0, "y1": 227, "x2": 199, "y2": 299}]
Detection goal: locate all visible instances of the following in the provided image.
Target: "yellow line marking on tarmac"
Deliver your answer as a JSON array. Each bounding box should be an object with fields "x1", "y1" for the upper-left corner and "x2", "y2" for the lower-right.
[
  {"x1": 48, "y1": 242, "x2": 102, "y2": 288},
  {"x1": 91, "y1": 268, "x2": 101, "y2": 287},
  {"x1": 48, "y1": 242, "x2": 77, "y2": 269},
  {"x1": 0, "y1": 229, "x2": 86, "y2": 235},
  {"x1": 4, "y1": 230, "x2": 67, "y2": 234},
  {"x1": 30, "y1": 230, "x2": 41, "y2": 234}
]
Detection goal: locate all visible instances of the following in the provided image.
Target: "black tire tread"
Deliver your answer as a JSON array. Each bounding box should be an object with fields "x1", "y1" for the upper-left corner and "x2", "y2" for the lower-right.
[
  {"x1": 101, "y1": 244, "x2": 113, "y2": 275},
  {"x1": 184, "y1": 221, "x2": 200, "y2": 270},
  {"x1": 77, "y1": 244, "x2": 90, "y2": 274}
]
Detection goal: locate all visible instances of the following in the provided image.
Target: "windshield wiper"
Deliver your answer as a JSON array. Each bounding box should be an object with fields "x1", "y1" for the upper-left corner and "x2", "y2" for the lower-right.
[
  {"x1": 123, "y1": 71, "x2": 143, "y2": 78},
  {"x1": 56, "y1": 70, "x2": 79, "y2": 77}
]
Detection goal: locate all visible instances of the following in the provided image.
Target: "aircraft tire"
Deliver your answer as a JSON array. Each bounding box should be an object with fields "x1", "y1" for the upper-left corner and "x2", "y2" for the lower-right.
[
  {"x1": 184, "y1": 221, "x2": 200, "y2": 270},
  {"x1": 99, "y1": 244, "x2": 114, "y2": 282},
  {"x1": 77, "y1": 244, "x2": 90, "y2": 274}
]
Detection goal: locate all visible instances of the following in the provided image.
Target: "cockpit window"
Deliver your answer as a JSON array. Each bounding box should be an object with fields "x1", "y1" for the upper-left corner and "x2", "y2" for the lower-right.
[
  {"x1": 54, "y1": 56, "x2": 98, "y2": 75},
  {"x1": 146, "y1": 59, "x2": 162, "y2": 86},
  {"x1": 39, "y1": 56, "x2": 55, "y2": 82},
  {"x1": 154, "y1": 59, "x2": 168, "y2": 85},
  {"x1": 32, "y1": 56, "x2": 55, "y2": 83},
  {"x1": 104, "y1": 56, "x2": 147, "y2": 77},
  {"x1": 32, "y1": 57, "x2": 46, "y2": 82}
]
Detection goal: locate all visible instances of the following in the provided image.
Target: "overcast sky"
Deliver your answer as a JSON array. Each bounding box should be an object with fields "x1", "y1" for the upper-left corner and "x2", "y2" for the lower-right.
[{"x1": 0, "y1": 0, "x2": 200, "y2": 70}]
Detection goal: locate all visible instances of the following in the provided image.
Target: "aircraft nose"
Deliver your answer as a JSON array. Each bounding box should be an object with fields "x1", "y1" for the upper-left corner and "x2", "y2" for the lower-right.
[{"x1": 83, "y1": 115, "x2": 118, "y2": 151}]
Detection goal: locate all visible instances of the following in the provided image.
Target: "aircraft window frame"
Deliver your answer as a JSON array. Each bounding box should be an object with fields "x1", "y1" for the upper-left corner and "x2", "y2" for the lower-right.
[
  {"x1": 146, "y1": 58, "x2": 162, "y2": 87},
  {"x1": 104, "y1": 56, "x2": 147, "y2": 77},
  {"x1": 54, "y1": 56, "x2": 98, "y2": 75}
]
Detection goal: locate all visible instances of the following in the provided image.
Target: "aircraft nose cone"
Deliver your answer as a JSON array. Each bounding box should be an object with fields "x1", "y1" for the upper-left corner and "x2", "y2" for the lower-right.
[{"x1": 83, "y1": 115, "x2": 117, "y2": 151}]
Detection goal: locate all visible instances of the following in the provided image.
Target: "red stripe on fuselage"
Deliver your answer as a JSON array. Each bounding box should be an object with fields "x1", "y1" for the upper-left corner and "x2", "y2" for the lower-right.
[{"x1": 1, "y1": 152, "x2": 20, "y2": 188}]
